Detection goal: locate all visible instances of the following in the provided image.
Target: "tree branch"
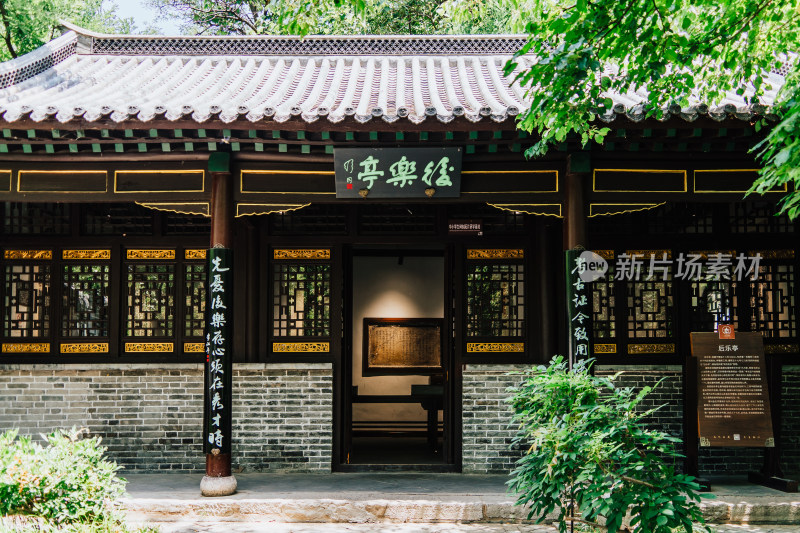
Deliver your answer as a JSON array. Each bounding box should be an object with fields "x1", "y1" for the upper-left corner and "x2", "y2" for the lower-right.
[{"x1": 0, "y1": 0, "x2": 18, "y2": 58}]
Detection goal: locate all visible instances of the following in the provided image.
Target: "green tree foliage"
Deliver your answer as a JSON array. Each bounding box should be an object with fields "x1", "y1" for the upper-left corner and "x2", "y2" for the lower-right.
[
  {"x1": 496, "y1": 0, "x2": 800, "y2": 218},
  {"x1": 0, "y1": 0, "x2": 140, "y2": 61},
  {"x1": 507, "y1": 357, "x2": 711, "y2": 533}
]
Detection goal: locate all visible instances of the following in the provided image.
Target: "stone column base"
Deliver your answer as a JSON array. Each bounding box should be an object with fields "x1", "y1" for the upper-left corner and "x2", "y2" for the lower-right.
[{"x1": 200, "y1": 475, "x2": 237, "y2": 497}]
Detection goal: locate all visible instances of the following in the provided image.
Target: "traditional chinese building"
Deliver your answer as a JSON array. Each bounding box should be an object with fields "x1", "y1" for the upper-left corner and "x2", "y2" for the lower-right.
[{"x1": 0, "y1": 24, "x2": 797, "y2": 485}]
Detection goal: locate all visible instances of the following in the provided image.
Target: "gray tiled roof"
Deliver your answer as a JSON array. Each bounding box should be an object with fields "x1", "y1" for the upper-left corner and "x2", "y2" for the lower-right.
[{"x1": 0, "y1": 25, "x2": 784, "y2": 127}]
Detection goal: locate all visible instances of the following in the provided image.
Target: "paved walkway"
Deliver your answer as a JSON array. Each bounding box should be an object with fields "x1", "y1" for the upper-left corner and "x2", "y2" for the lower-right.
[{"x1": 122, "y1": 473, "x2": 800, "y2": 528}]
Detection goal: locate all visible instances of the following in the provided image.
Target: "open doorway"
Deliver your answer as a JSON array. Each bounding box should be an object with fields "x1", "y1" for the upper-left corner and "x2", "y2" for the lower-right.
[{"x1": 344, "y1": 248, "x2": 452, "y2": 469}]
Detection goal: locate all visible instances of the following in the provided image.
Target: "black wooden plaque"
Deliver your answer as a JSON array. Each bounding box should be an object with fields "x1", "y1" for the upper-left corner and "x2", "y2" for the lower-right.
[
  {"x1": 203, "y1": 248, "x2": 233, "y2": 455},
  {"x1": 334, "y1": 147, "x2": 462, "y2": 198},
  {"x1": 565, "y1": 250, "x2": 593, "y2": 368},
  {"x1": 363, "y1": 318, "x2": 443, "y2": 375},
  {"x1": 690, "y1": 332, "x2": 774, "y2": 447}
]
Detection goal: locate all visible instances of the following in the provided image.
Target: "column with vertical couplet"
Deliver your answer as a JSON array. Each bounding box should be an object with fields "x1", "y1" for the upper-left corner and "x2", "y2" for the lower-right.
[{"x1": 200, "y1": 152, "x2": 237, "y2": 497}]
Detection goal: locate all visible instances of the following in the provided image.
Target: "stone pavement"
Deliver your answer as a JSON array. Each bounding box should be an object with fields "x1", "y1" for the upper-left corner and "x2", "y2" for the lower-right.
[{"x1": 122, "y1": 473, "x2": 800, "y2": 527}]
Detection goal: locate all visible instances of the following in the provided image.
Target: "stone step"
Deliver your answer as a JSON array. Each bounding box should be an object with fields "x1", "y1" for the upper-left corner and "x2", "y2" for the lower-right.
[{"x1": 122, "y1": 497, "x2": 800, "y2": 525}]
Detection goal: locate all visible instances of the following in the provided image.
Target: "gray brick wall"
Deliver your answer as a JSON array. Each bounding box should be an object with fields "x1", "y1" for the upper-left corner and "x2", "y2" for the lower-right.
[
  {"x1": 462, "y1": 364, "x2": 528, "y2": 474},
  {"x1": 781, "y1": 366, "x2": 800, "y2": 477},
  {"x1": 0, "y1": 363, "x2": 332, "y2": 473}
]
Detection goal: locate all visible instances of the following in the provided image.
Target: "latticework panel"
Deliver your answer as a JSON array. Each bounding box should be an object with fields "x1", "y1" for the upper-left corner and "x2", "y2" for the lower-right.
[
  {"x1": 592, "y1": 262, "x2": 615, "y2": 339},
  {"x1": 465, "y1": 263, "x2": 525, "y2": 337},
  {"x1": 165, "y1": 214, "x2": 211, "y2": 235},
  {"x1": 184, "y1": 264, "x2": 206, "y2": 337},
  {"x1": 358, "y1": 205, "x2": 437, "y2": 234},
  {"x1": 731, "y1": 203, "x2": 795, "y2": 233},
  {"x1": 627, "y1": 270, "x2": 674, "y2": 339},
  {"x1": 2, "y1": 202, "x2": 71, "y2": 235},
  {"x1": 82, "y1": 204, "x2": 154, "y2": 236},
  {"x1": 270, "y1": 205, "x2": 348, "y2": 235},
  {"x1": 3, "y1": 264, "x2": 50, "y2": 338},
  {"x1": 750, "y1": 264, "x2": 796, "y2": 338},
  {"x1": 61, "y1": 264, "x2": 110, "y2": 337},
  {"x1": 272, "y1": 264, "x2": 331, "y2": 337},
  {"x1": 125, "y1": 264, "x2": 175, "y2": 337},
  {"x1": 590, "y1": 203, "x2": 714, "y2": 236},
  {"x1": 689, "y1": 277, "x2": 738, "y2": 333}
]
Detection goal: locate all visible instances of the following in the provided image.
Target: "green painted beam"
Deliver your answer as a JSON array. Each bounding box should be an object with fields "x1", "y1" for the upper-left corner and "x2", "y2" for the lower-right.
[
  {"x1": 693, "y1": 128, "x2": 703, "y2": 137},
  {"x1": 3, "y1": 130, "x2": 11, "y2": 138},
  {"x1": 45, "y1": 144, "x2": 54, "y2": 154},
  {"x1": 616, "y1": 129, "x2": 626, "y2": 138},
  {"x1": 468, "y1": 131, "x2": 478, "y2": 140},
  {"x1": 718, "y1": 128, "x2": 727, "y2": 137},
  {"x1": 297, "y1": 131, "x2": 306, "y2": 140},
  {"x1": 207, "y1": 142, "x2": 217, "y2": 151},
  {"x1": 466, "y1": 145, "x2": 475, "y2": 154},
  {"x1": 726, "y1": 142, "x2": 735, "y2": 151},
  {"x1": 76, "y1": 130, "x2": 85, "y2": 138},
  {"x1": 511, "y1": 143, "x2": 521, "y2": 152},
  {"x1": 115, "y1": 144, "x2": 124, "y2": 153},
  {"x1": 231, "y1": 142, "x2": 240, "y2": 151},
  {"x1": 420, "y1": 132, "x2": 428, "y2": 141},
  {"x1": 100, "y1": 129, "x2": 110, "y2": 138},
  {"x1": 0, "y1": 144, "x2": 7, "y2": 153},
  {"x1": 604, "y1": 142, "x2": 615, "y2": 151},
  {"x1": 149, "y1": 129, "x2": 158, "y2": 138},
  {"x1": 138, "y1": 143, "x2": 146, "y2": 152},
  {"x1": 279, "y1": 144, "x2": 287, "y2": 153},
  {"x1": 492, "y1": 131, "x2": 503, "y2": 139},
  {"x1": 208, "y1": 153, "x2": 230, "y2": 172},
  {"x1": 174, "y1": 129, "x2": 183, "y2": 138},
  {"x1": 667, "y1": 129, "x2": 676, "y2": 137},
  {"x1": 395, "y1": 132, "x2": 404, "y2": 141},
  {"x1": 628, "y1": 142, "x2": 640, "y2": 152},
  {"x1": 184, "y1": 142, "x2": 194, "y2": 152},
  {"x1": 22, "y1": 144, "x2": 32, "y2": 154},
  {"x1": 643, "y1": 128, "x2": 652, "y2": 137},
  {"x1": 345, "y1": 132, "x2": 354, "y2": 141},
  {"x1": 254, "y1": 143, "x2": 263, "y2": 152},
  {"x1": 677, "y1": 143, "x2": 687, "y2": 152},
  {"x1": 161, "y1": 142, "x2": 170, "y2": 152},
  {"x1": 702, "y1": 143, "x2": 711, "y2": 152},
  {"x1": 248, "y1": 130, "x2": 257, "y2": 138},
  {"x1": 52, "y1": 130, "x2": 60, "y2": 138},
  {"x1": 272, "y1": 130, "x2": 281, "y2": 139},
  {"x1": 654, "y1": 142, "x2": 663, "y2": 151},
  {"x1": 445, "y1": 132, "x2": 454, "y2": 140},
  {"x1": 301, "y1": 145, "x2": 310, "y2": 154},
  {"x1": 325, "y1": 145, "x2": 333, "y2": 154},
  {"x1": 223, "y1": 129, "x2": 231, "y2": 139},
  {"x1": 321, "y1": 132, "x2": 330, "y2": 140},
  {"x1": 27, "y1": 129, "x2": 35, "y2": 139},
  {"x1": 369, "y1": 131, "x2": 378, "y2": 141},
  {"x1": 69, "y1": 144, "x2": 78, "y2": 153},
  {"x1": 198, "y1": 129, "x2": 206, "y2": 138},
  {"x1": 124, "y1": 129, "x2": 132, "y2": 138},
  {"x1": 92, "y1": 144, "x2": 101, "y2": 153},
  {"x1": 488, "y1": 144, "x2": 498, "y2": 153}
]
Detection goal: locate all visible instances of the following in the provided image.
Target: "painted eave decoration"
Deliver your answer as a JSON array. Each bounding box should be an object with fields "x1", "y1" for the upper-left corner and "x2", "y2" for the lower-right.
[{"x1": 0, "y1": 22, "x2": 785, "y2": 128}]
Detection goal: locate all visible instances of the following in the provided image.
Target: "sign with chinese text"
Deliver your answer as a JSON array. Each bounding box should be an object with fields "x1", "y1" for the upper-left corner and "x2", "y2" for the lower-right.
[
  {"x1": 204, "y1": 248, "x2": 233, "y2": 455},
  {"x1": 691, "y1": 332, "x2": 774, "y2": 448},
  {"x1": 565, "y1": 250, "x2": 593, "y2": 369},
  {"x1": 334, "y1": 147, "x2": 462, "y2": 198},
  {"x1": 448, "y1": 219, "x2": 483, "y2": 236}
]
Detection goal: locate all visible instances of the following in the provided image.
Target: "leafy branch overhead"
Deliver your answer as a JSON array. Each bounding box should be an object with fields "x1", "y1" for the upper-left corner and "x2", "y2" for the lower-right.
[{"x1": 501, "y1": 0, "x2": 800, "y2": 217}]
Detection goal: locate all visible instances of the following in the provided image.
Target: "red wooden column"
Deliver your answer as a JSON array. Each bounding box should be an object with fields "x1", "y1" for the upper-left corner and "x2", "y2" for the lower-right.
[
  {"x1": 200, "y1": 152, "x2": 237, "y2": 497},
  {"x1": 563, "y1": 154, "x2": 591, "y2": 370}
]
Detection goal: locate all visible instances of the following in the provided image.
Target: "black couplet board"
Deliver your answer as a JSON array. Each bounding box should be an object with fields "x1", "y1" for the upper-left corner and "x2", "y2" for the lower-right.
[
  {"x1": 203, "y1": 248, "x2": 233, "y2": 455},
  {"x1": 690, "y1": 332, "x2": 774, "y2": 448},
  {"x1": 565, "y1": 250, "x2": 593, "y2": 368},
  {"x1": 334, "y1": 147, "x2": 462, "y2": 198}
]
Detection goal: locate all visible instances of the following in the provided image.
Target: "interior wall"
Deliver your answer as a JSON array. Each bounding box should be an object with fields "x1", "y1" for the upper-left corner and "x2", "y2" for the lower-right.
[{"x1": 352, "y1": 255, "x2": 444, "y2": 422}]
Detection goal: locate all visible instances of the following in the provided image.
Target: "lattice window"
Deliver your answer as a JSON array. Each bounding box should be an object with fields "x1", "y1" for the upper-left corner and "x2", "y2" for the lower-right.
[
  {"x1": 62, "y1": 264, "x2": 110, "y2": 337},
  {"x1": 465, "y1": 264, "x2": 525, "y2": 337},
  {"x1": 627, "y1": 268, "x2": 674, "y2": 339},
  {"x1": 272, "y1": 264, "x2": 331, "y2": 337},
  {"x1": 592, "y1": 261, "x2": 615, "y2": 339},
  {"x1": 689, "y1": 277, "x2": 737, "y2": 333},
  {"x1": 2, "y1": 203, "x2": 71, "y2": 235},
  {"x1": 3, "y1": 264, "x2": 50, "y2": 337},
  {"x1": 731, "y1": 203, "x2": 795, "y2": 233},
  {"x1": 750, "y1": 264, "x2": 796, "y2": 338},
  {"x1": 358, "y1": 205, "x2": 436, "y2": 234},
  {"x1": 184, "y1": 264, "x2": 206, "y2": 337},
  {"x1": 270, "y1": 205, "x2": 348, "y2": 235},
  {"x1": 165, "y1": 214, "x2": 211, "y2": 235},
  {"x1": 82, "y1": 204, "x2": 154, "y2": 236},
  {"x1": 125, "y1": 264, "x2": 175, "y2": 337}
]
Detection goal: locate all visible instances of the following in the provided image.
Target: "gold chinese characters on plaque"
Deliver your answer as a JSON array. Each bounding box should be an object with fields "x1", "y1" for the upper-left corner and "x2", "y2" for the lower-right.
[
  {"x1": 272, "y1": 342, "x2": 330, "y2": 353},
  {"x1": 60, "y1": 343, "x2": 109, "y2": 354},
  {"x1": 466, "y1": 342, "x2": 525, "y2": 353},
  {"x1": 2, "y1": 343, "x2": 50, "y2": 353},
  {"x1": 125, "y1": 342, "x2": 174, "y2": 353},
  {"x1": 185, "y1": 249, "x2": 207, "y2": 260},
  {"x1": 184, "y1": 342, "x2": 205, "y2": 353}
]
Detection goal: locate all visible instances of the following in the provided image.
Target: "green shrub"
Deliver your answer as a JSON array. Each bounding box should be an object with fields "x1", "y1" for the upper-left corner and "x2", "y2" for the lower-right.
[
  {"x1": 0, "y1": 428, "x2": 126, "y2": 525},
  {"x1": 507, "y1": 356, "x2": 712, "y2": 533}
]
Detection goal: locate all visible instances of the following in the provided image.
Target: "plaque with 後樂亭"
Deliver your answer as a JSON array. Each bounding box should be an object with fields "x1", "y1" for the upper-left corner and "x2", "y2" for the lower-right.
[
  {"x1": 690, "y1": 331, "x2": 775, "y2": 448},
  {"x1": 363, "y1": 318, "x2": 443, "y2": 375}
]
